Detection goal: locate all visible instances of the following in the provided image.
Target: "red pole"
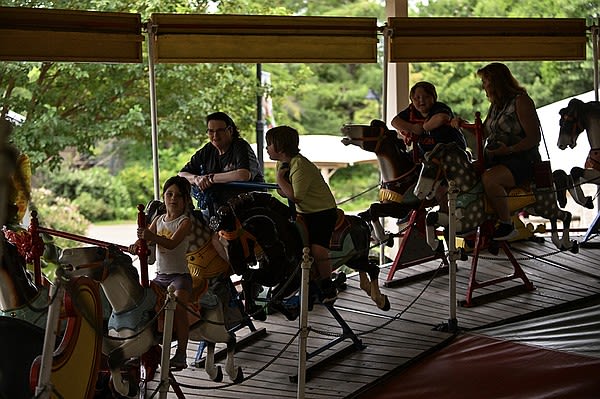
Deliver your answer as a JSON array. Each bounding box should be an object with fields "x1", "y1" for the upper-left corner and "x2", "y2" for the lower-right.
[
  {"x1": 136, "y1": 204, "x2": 150, "y2": 288},
  {"x1": 28, "y1": 211, "x2": 44, "y2": 286}
]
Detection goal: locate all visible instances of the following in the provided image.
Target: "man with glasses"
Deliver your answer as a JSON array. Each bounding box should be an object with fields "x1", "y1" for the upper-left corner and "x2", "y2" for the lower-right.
[{"x1": 179, "y1": 111, "x2": 264, "y2": 217}]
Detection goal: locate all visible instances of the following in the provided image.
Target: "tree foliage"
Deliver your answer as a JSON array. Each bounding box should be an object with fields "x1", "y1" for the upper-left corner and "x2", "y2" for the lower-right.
[
  {"x1": 1, "y1": 0, "x2": 597, "y2": 215},
  {"x1": 411, "y1": 0, "x2": 598, "y2": 121}
]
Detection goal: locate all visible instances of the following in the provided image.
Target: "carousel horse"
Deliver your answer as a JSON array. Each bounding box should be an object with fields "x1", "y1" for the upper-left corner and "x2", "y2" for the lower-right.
[
  {"x1": 341, "y1": 119, "x2": 425, "y2": 243},
  {"x1": 554, "y1": 98, "x2": 600, "y2": 209},
  {"x1": 0, "y1": 240, "x2": 46, "y2": 398},
  {"x1": 62, "y1": 217, "x2": 243, "y2": 398},
  {"x1": 0, "y1": 239, "x2": 105, "y2": 399},
  {"x1": 210, "y1": 191, "x2": 390, "y2": 320},
  {"x1": 414, "y1": 142, "x2": 574, "y2": 251}
]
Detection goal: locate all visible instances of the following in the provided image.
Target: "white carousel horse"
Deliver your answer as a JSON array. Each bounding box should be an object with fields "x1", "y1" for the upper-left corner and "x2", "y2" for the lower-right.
[
  {"x1": 62, "y1": 213, "x2": 243, "y2": 398},
  {"x1": 414, "y1": 142, "x2": 574, "y2": 251},
  {"x1": 554, "y1": 98, "x2": 600, "y2": 209}
]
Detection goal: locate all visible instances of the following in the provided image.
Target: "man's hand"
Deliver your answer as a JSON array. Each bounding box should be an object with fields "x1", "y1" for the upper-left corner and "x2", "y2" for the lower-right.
[{"x1": 194, "y1": 174, "x2": 213, "y2": 191}]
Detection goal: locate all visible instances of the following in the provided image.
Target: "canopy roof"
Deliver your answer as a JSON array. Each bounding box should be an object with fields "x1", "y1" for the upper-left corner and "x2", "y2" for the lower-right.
[
  {"x1": 0, "y1": 7, "x2": 143, "y2": 63},
  {"x1": 0, "y1": 7, "x2": 589, "y2": 63}
]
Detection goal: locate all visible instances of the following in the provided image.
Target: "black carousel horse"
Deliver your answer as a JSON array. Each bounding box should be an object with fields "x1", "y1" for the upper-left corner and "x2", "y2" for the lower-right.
[
  {"x1": 414, "y1": 142, "x2": 574, "y2": 251},
  {"x1": 554, "y1": 98, "x2": 600, "y2": 210},
  {"x1": 210, "y1": 191, "x2": 390, "y2": 321}
]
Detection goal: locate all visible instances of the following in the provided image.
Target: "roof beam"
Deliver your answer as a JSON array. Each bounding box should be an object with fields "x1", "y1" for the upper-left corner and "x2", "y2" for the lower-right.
[
  {"x1": 149, "y1": 14, "x2": 378, "y2": 63},
  {"x1": 0, "y1": 7, "x2": 143, "y2": 63},
  {"x1": 388, "y1": 17, "x2": 587, "y2": 62}
]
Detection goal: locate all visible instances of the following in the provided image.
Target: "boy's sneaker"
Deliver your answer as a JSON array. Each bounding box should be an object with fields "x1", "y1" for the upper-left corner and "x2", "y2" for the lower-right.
[
  {"x1": 318, "y1": 279, "x2": 338, "y2": 305},
  {"x1": 493, "y1": 222, "x2": 518, "y2": 241},
  {"x1": 169, "y1": 351, "x2": 188, "y2": 370}
]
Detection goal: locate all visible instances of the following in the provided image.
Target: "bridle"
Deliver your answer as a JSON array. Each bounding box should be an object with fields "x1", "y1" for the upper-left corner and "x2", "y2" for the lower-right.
[
  {"x1": 559, "y1": 108, "x2": 583, "y2": 144},
  {"x1": 346, "y1": 125, "x2": 388, "y2": 153}
]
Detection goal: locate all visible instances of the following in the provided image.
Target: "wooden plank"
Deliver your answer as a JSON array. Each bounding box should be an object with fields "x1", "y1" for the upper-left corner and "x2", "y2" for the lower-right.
[{"x1": 146, "y1": 234, "x2": 600, "y2": 398}]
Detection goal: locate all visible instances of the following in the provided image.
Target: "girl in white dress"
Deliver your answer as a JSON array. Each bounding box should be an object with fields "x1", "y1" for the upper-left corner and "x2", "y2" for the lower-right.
[{"x1": 130, "y1": 175, "x2": 193, "y2": 369}]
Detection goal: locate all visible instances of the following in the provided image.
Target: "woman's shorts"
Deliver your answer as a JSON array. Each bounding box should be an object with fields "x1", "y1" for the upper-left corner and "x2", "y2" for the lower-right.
[
  {"x1": 498, "y1": 157, "x2": 535, "y2": 186},
  {"x1": 153, "y1": 273, "x2": 193, "y2": 294}
]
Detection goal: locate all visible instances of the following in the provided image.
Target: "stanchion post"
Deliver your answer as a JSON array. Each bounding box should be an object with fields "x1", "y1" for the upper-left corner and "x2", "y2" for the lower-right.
[
  {"x1": 446, "y1": 180, "x2": 459, "y2": 332},
  {"x1": 28, "y1": 210, "x2": 45, "y2": 286},
  {"x1": 35, "y1": 272, "x2": 65, "y2": 398},
  {"x1": 159, "y1": 285, "x2": 177, "y2": 399},
  {"x1": 297, "y1": 247, "x2": 312, "y2": 399}
]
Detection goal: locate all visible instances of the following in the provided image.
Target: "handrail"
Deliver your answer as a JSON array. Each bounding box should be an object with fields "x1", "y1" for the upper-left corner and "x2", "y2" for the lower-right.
[{"x1": 27, "y1": 206, "x2": 149, "y2": 287}]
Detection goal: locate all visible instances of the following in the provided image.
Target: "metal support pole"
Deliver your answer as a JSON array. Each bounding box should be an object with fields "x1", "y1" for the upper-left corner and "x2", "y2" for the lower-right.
[
  {"x1": 446, "y1": 180, "x2": 459, "y2": 331},
  {"x1": 593, "y1": 21, "x2": 599, "y2": 101},
  {"x1": 146, "y1": 21, "x2": 161, "y2": 200},
  {"x1": 592, "y1": 21, "x2": 600, "y2": 214},
  {"x1": 159, "y1": 285, "x2": 177, "y2": 399},
  {"x1": 297, "y1": 247, "x2": 312, "y2": 398},
  {"x1": 35, "y1": 275, "x2": 65, "y2": 399},
  {"x1": 382, "y1": 24, "x2": 390, "y2": 124},
  {"x1": 256, "y1": 64, "x2": 265, "y2": 171}
]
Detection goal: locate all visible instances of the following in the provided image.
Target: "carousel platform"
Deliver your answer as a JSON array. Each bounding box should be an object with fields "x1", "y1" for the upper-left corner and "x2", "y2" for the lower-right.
[{"x1": 149, "y1": 232, "x2": 600, "y2": 398}]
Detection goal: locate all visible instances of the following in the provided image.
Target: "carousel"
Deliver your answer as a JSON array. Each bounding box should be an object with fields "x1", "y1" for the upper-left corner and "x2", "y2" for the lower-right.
[{"x1": 1, "y1": 6, "x2": 599, "y2": 399}]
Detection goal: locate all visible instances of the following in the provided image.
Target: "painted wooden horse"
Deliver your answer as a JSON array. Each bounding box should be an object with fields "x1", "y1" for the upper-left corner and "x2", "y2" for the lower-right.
[
  {"x1": 414, "y1": 142, "x2": 574, "y2": 251},
  {"x1": 341, "y1": 119, "x2": 425, "y2": 243},
  {"x1": 62, "y1": 243, "x2": 243, "y2": 398},
  {"x1": 210, "y1": 191, "x2": 390, "y2": 319},
  {"x1": 554, "y1": 98, "x2": 600, "y2": 209},
  {"x1": 0, "y1": 237, "x2": 105, "y2": 399}
]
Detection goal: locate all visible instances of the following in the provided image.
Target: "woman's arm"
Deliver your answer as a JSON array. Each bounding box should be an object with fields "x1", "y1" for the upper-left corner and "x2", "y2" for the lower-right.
[{"x1": 513, "y1": 94, "x2": 541, "y2": 153}]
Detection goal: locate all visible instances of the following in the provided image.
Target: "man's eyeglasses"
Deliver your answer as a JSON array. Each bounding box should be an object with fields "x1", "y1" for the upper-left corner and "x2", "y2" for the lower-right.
[{"x1": 207, "y1": 127, "x2": 229, "y2": 135}]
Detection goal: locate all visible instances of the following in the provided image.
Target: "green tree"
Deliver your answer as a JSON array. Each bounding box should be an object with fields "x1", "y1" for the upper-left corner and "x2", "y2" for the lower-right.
[{"x1": 412, "y1": 0, "x2": 598, "y2": 118}]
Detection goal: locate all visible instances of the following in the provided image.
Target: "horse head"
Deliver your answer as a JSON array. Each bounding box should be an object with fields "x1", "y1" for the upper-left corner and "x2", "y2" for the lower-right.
[
  {"x1": 414, "y1": 142, "x2": 476, "y2": 201},
  {"x1": 342, "y1": 120, "x2": 417, "y2": 203},
  {"x1": 558, "y1": 98, "x2": 585, "y2": 150},
  {"x1": 60, "y1": 245, "x2": 146, "y2": 318},
  {"x1": 414, "y1": 143, "x2": 447, "y2": 200}
]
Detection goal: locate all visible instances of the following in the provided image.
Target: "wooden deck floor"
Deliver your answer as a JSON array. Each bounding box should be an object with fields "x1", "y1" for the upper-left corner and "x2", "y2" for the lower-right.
[{"x1": 149, "y1": 233, "x2": 600, "y2": 399}]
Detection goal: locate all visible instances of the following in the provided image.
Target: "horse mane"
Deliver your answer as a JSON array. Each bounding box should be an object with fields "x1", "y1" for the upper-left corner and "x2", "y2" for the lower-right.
[
  {"x1": 106, "y1": 245, "x2": 140, "y2": 283},
  {"x1": 561, "y1": 98, "x2": 600, "y2": 118},
  {"x1": 228, "y1": 192, "x2": 294, "y2": 223}
]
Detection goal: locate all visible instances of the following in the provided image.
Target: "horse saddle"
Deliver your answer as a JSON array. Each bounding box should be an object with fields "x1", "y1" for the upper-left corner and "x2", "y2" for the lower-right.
[
  {"x1": 585, "y1": 148, "x2": 600, "y2": 171},
  {"x1": 483, "y1": 187, "x2": 537, "y2": 214},
  {"x1": 330, "y1": 209, "x2": 351, "y2": 251},
  {"x1": 187, "y1": 241, "x2": 230, "y2": 301}
]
